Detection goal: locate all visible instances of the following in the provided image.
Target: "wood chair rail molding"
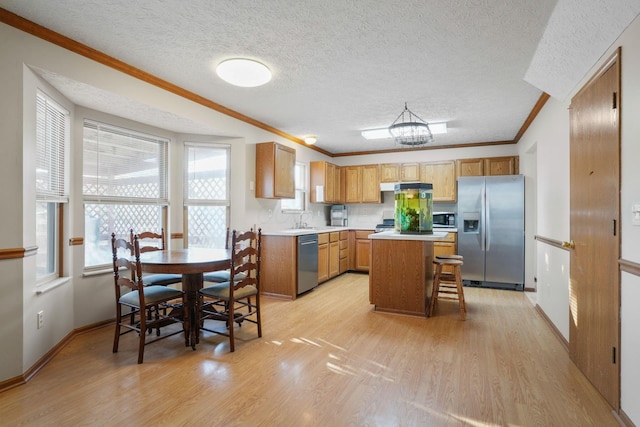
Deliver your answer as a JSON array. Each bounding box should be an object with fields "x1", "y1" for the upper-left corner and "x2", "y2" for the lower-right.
[
  {"x1": 0, "y1": 246, "x2": 38, "y2": 260},
  {"x1": 68, "y1": 237, "x2": 84, "y2": 246},
  {"x1": 534, "y1": 235, "x2": 568, "y2": 250},
  {"x1": 619, "y1": 259, "x2": 640, "y2": 278}
]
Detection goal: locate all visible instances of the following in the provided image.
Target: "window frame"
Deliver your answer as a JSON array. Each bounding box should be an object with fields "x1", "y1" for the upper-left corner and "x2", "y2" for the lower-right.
[
  {"x1": 281, "y1": 162, "x2": 306, "y2": 212},
  {"x1": 183, "y1": 142, "x2": 230, "y2": 249}
]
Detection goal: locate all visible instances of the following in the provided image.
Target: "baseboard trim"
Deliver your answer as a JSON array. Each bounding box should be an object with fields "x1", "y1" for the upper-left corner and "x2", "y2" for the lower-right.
[
  {"x1": 535, "y1": 304, "x2": 569, "y2": 352},
  {"x1": 618, "y1": 408, "x2": 635, "y2": 427},
  {"x1": 0, "y1": 319, "x2": 113, "y2": 394}
]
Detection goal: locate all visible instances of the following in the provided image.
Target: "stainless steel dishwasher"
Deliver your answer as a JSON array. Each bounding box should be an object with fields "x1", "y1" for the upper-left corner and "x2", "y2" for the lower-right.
[{"x1": 297, "y1": 234, "x2": 318, "y2": 294}]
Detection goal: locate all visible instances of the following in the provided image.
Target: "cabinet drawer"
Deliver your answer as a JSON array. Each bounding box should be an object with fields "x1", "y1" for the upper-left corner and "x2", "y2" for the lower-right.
[
  {"x1": 340, "y1": 248, "x2": 348, "y2": 259},
  {"x1": 339, "y1": 230, "x2": 349, "y2": 240},
  {"x1": 339, "y1": 239, "x2": 348, "y2": 250},
  {"x1": 355, "y1": 230, "x2": 373, "y2": 239},
  {"x1": 318, "y1": 233, "x2": 329, "y2": 244},
  {"x1": 330, "y1": 232, "x2": 339, "y2": 242},
  {"x1": 436, "y1": 232, "x2": 457, "y2": 243}
]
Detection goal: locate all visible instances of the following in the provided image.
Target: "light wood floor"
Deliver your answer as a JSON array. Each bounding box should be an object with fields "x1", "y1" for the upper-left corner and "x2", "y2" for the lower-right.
[{"x1": 0, "y1": 273, "x2": 620, "y2": 426}]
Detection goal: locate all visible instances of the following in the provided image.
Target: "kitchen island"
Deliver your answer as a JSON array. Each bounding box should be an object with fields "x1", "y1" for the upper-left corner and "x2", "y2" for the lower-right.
[{"x1": 368, "y1": 231, "x2": 448, "y2": 317}]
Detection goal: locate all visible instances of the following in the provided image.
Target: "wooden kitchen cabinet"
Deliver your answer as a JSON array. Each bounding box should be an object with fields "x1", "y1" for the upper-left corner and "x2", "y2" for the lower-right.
[
  {"x1": 456, "y1": 156, "x2": 519, "y2": 177},
  {"x1": 456, "y1": 158, "x2": 484, "y2": 177},
  {"x1": 344, "y1": 165, "x2": 381, "y2": 203},
  {"x1": 434, "y1": 231, "x2": 457, "y2": 274},
  {"x1": 255, "y1": 142, "x2": 296, "y2": 199},
  {"x1": 485, "y1": 156, "x2": 519, "y2": 175},
  {"x1": 260, "y1": 235, "x2": 297, "y2": 299},
  {"x1": 329, "y1": 232, "x2": 340, "y2": 278},
  {"x1": 317, "y1": 233, "x2": 329, "y2": 283},
  {"x1": 420, "y1": 160, "x2": 456, "y2": 202},
  {"x1": 350, "y1": 230, "x2": 373, "y2": 272},
  {"x1": 310, "y1": 161, "x2": 342, "y2": 203},
  {"x1": 400, "y1": 163, "x2": 420, "y2": 181},
  {"x1": 339, "y1": 231, "x2": 349, "y2": 273},
  {"x1": 379, "y1": 163, "x2": 399, "y2": 182}
]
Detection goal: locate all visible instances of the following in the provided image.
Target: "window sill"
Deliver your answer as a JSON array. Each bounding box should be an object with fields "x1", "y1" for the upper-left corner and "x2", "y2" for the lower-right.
[{"x1": 35, "y1": 277, "x2": 71, "y2": 295}]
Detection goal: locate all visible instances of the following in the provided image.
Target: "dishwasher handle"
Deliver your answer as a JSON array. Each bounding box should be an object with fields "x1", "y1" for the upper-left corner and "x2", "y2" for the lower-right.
[{"x1": 300, "y1": 240, "x2": 318, "y2": 245}]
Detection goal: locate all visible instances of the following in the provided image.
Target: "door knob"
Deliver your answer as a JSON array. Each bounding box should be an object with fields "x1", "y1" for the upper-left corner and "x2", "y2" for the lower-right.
[{"x1": 562, "y1": 240, "x2": 575, "y2": 249}]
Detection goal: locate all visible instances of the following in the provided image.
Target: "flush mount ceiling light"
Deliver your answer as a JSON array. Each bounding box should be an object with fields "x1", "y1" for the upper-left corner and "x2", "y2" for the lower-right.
[
  {"x1": 216, "y1": 58, "x2": 272, "y2": 87},
  {"x1": 388, "y1": 103, "x2": 434, "y2": 146},
  {"x1": 303, "y1": 135, "x2": 317, "y2": 145},
  {"x1": 362, "y1": 122, "x2": 446, "y2": 140}
]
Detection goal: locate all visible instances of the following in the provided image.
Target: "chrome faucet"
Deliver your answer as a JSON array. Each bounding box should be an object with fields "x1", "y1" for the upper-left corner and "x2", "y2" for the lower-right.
[{"x1": 296, "y1": 211, "x2": 307, "y2": 229}]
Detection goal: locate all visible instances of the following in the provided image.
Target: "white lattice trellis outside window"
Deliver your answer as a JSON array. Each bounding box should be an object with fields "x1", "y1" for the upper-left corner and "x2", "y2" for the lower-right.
[
  {"x1": 184, "y1": 143, "x2": 230, "y2": 249},
  {"x1": 83, "y1": 120, "x2": 168, "y2": 268}
]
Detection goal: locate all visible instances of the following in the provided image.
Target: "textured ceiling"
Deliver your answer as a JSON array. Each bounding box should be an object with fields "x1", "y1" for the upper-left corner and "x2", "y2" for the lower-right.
[{"x1": 1, "y1": 1, "x2": 638, "y2": 154}]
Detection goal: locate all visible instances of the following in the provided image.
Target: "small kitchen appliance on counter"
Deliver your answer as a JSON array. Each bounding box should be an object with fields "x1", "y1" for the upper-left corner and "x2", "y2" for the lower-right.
[
  {"x1": 433, "y1": 212, "x2": 456, "y2": 228},
  {"x1": 394, "y1": 183, "x2": 433, "y2": 234},
  {"x1": 330, "y1": 204, "x2": 348, "y2": 226}
]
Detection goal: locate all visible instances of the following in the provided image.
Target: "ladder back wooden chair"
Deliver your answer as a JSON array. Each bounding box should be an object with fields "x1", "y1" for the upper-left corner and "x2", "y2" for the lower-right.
[
  {"x1": 199, "y1": 228, "x2": 262, "y2": 352},
  {"x1": 112, "y1": 233, "x2": 188, "y2": 363},
  {"x1": 130, "y1": 228, "x2": 182, "y2": 286},
  {"x1": 203, "y1": 227, "x2": 233, "y2": 283}
]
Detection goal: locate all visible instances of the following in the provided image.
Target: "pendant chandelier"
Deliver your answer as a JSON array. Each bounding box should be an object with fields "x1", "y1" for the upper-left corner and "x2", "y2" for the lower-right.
[{"x1": 388, "y1": 103, "x2": 433, "y2": 146}]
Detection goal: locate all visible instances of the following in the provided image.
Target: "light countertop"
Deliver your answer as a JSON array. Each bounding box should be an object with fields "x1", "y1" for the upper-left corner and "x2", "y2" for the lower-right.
[{"x1": 368, "y1": 231, "x2": 449, "y2": 241}]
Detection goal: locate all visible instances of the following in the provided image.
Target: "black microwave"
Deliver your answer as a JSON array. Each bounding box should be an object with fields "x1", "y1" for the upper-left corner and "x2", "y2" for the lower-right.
[{"x1": 433, "y1": 212, "x2": 456, "y2": 228}]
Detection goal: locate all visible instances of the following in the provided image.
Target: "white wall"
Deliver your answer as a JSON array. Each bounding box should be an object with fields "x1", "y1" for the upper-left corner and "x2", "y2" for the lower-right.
[{"x1": 517, "y1": 14, "x2": 640, "y2": 424}]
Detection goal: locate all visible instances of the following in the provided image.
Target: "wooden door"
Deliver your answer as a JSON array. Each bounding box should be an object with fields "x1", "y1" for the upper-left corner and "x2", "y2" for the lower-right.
[
  {"x1": 569, "y1": 50, "x2": 620, "y2": 409},
  {"x1": 317, "y1": 241, "x2": 329, "y2": 283},
  {"x1": 325, "y1": 162, "x2": 336, "y2": 203}
]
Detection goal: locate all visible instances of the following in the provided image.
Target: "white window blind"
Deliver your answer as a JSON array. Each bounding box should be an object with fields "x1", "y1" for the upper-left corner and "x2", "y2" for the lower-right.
[
  {"x1": 83, "y1": 120, "x2": 168, "y2": 203},
  {"x1": 83, "y1": 120, "x2": 169, "y2": 267},
  {"x1": 36, "y1": 92, "x2": 68, "y2": 202}
]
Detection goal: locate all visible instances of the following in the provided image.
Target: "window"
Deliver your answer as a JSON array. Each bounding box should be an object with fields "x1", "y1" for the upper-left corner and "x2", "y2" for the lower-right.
[
  {"x1": 281, "y1": 162, "x2": 306, "y2": 211},
  {"x1": 83, "y1": 121, "x2": 168, "y2": 268},
  {"x1": 35, "y1": 92, "x2": 69, "y2": 282},
  {"x1": 184, "y1": 143, "x2": 230, "y2": 248}
]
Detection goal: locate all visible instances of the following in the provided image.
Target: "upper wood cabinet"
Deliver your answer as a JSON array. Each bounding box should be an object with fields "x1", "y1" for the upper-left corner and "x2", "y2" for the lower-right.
[
  {"x1": 400, "y1": 163, "x2": 420, "y2": 181},
  {"x1": 255, "y1": 142, "x2": 296, "y2": 199},
  {"x1": 420, "y1": 161, "x2": 456, "y2": 202},
  {"x1": 456, "y1": 156, "x2": 519, "y2": 177},
  {"x1": 380, "y1": 163, "x2": 420, "y2": 182},
  {"x1": 456, "y1": 158, "x2": 484, "y2": 177},
  {"x1": 344, "y1": 164, "x2": 381, "y2": 203},
  {"x1": 310, "y1": 161, "x2": 342, "y2": 203},
  {"x1": 379, "y1": 163, "x2": 399, "y2": 182},
  {"x1": 485, "y1": 156, "x2": 519, "y2": 176}
]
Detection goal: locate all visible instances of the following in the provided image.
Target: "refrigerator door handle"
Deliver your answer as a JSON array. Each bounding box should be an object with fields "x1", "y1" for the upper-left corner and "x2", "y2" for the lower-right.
[{"x1": 485, "y1": 185, "x2": 491, "y2": 251}]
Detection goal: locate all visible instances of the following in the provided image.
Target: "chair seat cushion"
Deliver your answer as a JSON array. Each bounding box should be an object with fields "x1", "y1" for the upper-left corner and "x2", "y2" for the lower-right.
[
  {"x1": 120, "y1": 285, "x2": 183, "y2": 307},
  {"x1": 142, "y1": 273, "x2": 182, "y2": 286},
  {"x1": 203, "y1": 271, "x2": 247, "y2": 283},
  {"x1": 203, "y1": 270, "x2": 231, "y2": 283},
  {"x1": 200, "y1": 281, "x2": 257, "y2": 300}
]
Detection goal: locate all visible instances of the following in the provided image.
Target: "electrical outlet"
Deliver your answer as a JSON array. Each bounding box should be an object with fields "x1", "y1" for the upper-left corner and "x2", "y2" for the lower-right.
[{"x1": 37, "y1": 310, "x2": 44, "y2": 329}]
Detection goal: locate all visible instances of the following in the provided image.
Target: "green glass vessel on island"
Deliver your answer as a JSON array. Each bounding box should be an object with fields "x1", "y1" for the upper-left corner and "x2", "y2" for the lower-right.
[{"x1": 394, "y1": 183, "x2": 433, "y2": 234}]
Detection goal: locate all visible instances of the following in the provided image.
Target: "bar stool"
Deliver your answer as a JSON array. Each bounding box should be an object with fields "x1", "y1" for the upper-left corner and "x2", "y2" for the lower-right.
[{"x1": 429, "y1": 257, "x2": 466, "y2": 320}]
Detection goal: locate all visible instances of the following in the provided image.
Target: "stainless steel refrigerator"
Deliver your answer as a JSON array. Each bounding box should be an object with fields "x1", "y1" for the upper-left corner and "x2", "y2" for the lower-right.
[{"x1": 457, "y1": 175, "x2": 524, "y2": 291}]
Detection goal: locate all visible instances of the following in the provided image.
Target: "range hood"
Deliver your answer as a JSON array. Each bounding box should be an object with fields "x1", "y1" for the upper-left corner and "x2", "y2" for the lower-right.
[{"x1": 380, "y1": 182, "x2": 396, "y2": 192}]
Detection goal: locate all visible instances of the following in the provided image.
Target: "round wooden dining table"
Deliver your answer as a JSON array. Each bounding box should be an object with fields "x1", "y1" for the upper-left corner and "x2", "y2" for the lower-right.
[{"x1": 139, "y1": 248, "x2": 231, "y2": 349}]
